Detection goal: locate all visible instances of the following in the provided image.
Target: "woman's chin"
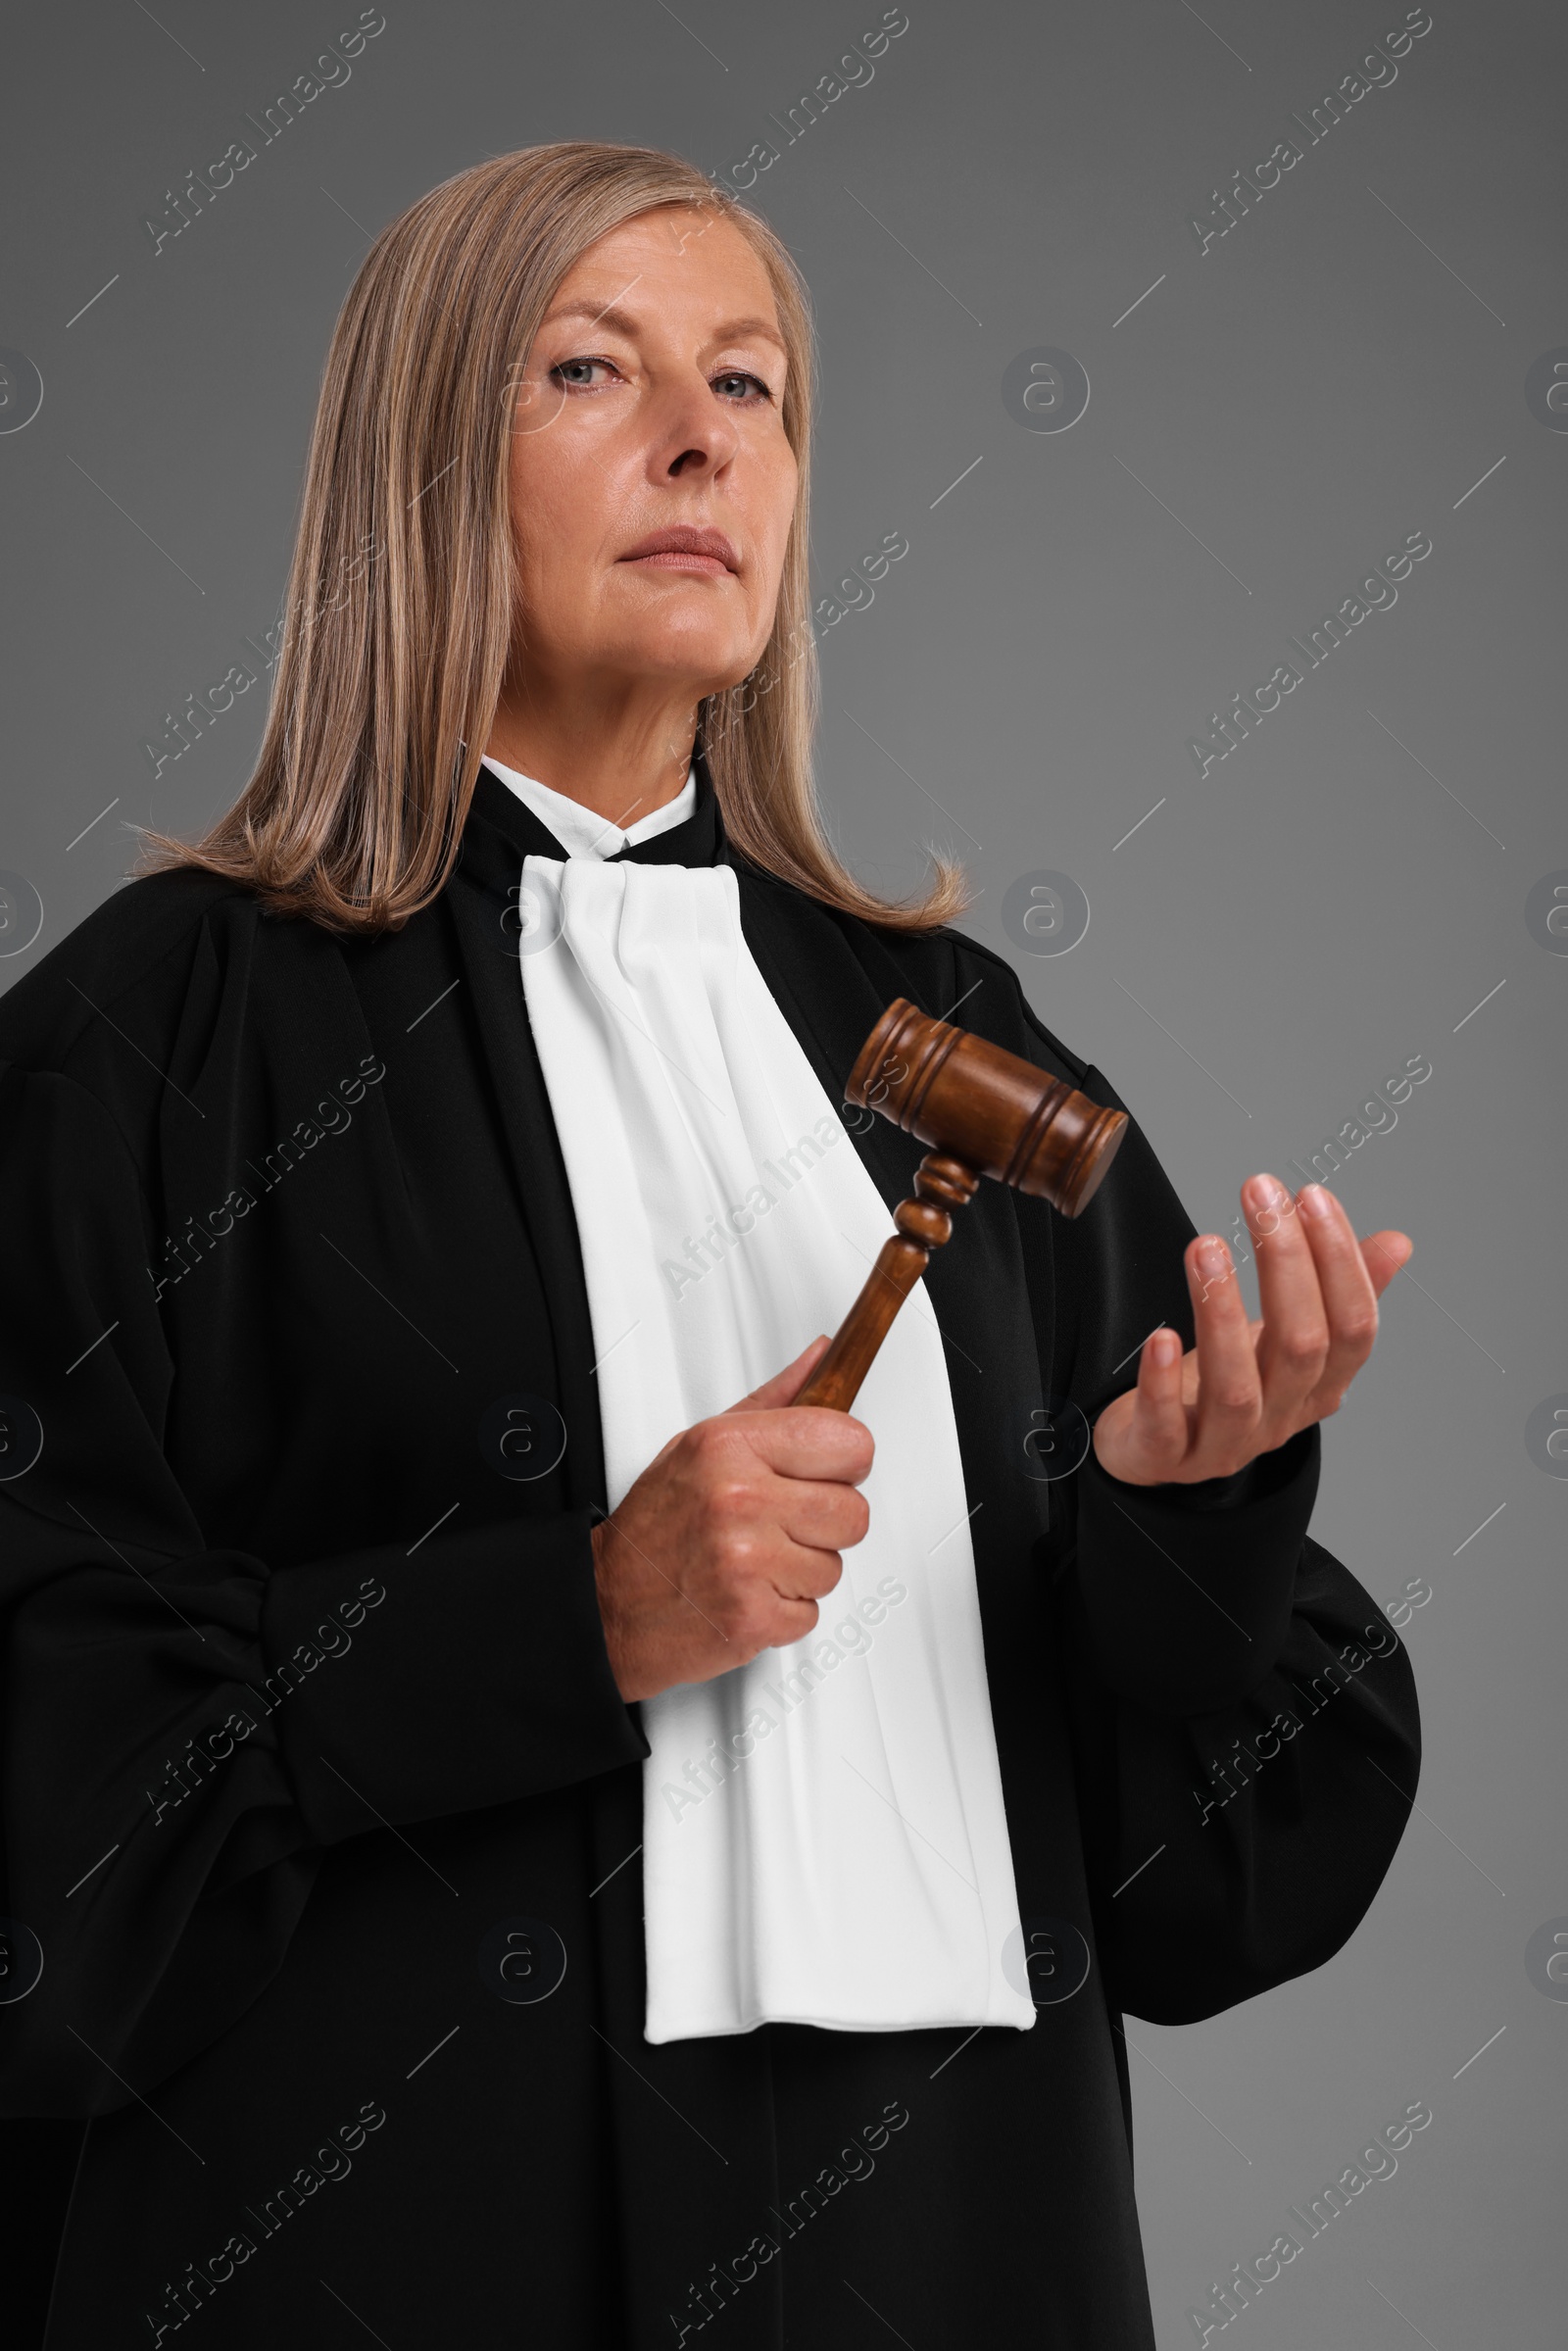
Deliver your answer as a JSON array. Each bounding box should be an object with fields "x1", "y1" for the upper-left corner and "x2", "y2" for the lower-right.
[{"x1": 602, "y1": 627, "x2": 762, "y2": 699}]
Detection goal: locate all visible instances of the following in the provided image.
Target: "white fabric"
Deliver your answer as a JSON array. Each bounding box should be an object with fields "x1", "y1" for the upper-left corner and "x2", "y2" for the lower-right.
[
  {"x1": 483, "y1": 754, "x2": 697, "y2": 858},
  {"x1": 518, "y1": 848, "x2": 1033, "y2": 2044}
]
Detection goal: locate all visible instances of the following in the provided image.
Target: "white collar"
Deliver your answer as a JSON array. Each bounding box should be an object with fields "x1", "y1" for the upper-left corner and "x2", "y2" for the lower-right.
[{"x1": 481, "y1": 755, "x2": 699, "y2": 860}]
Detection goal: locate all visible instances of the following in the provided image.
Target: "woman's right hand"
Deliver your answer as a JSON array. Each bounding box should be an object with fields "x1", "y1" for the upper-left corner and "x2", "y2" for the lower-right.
[{"x1": 589, "y1": 1336, "x2": 874, "y2": 1703}]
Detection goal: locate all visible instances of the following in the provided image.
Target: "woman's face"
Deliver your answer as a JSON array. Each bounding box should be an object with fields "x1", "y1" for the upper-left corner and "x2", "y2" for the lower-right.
[{"x1": 504, "y1": 205, "x2": 798, "y2": 708}]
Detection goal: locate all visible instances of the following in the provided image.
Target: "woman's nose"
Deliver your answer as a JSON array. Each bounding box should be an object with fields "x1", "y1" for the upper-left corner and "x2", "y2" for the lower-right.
[{"x1": 656, "y1": 380, "x2": 740, "y2": 478}]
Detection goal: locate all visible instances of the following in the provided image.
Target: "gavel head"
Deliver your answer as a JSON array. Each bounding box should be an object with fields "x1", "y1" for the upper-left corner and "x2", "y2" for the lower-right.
[{"x1": 845, "y1": 998, "x2": 1128, "y2": 1218}]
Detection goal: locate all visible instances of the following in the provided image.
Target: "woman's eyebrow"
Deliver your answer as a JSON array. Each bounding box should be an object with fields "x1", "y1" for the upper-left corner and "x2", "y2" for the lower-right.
[
  {"x1": 540, "y1": 298, "x2": 786, "y2": 353},
  {"x1": 706, "y1": 314, "x2": 788, "y2": 352},
  {"x1": 541, "y1": 298, "x2": 644, "y2": 335}
]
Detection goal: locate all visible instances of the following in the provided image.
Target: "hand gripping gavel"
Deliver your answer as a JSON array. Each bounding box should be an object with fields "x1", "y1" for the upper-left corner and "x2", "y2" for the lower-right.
[{"x1": 795, "y1": 998, "x2": 1129, "y2": 1412}]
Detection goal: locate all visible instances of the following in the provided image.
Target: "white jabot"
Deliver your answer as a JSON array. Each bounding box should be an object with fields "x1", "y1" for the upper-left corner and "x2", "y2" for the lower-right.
[
  {"x1": 482, "y1": 754, "x2": 697, "y2": 860},
  {"x1": 516, "y1": 843, "x2": 1033, "y2": 2044}
]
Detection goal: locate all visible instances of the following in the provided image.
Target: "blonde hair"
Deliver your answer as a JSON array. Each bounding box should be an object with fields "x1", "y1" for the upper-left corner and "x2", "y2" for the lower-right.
[{"x1": 138, "y1": 140, "x2": 966, "y2": 935}]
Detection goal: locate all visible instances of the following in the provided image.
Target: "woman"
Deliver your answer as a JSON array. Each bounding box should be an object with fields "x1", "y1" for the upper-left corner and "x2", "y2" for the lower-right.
[{"x1": 0, "y1": 143, "x2": 1417, "y2": 2347}]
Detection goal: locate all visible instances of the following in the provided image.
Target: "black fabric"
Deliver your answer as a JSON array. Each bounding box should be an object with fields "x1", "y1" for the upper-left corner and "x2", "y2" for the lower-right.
[{"x1": 0, "y1": 757, "x2": 1418, "y2": 2347}]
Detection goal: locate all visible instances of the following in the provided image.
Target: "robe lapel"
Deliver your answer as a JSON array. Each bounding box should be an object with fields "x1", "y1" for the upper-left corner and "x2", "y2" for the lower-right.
[
  {"x1": 728, "y1": 856, "x2": 1056, "y2": 1633},
  {"x1": 727, "y1": 863, "x2": 929, "y2": 1227},
  {"x1": 726, "y1": 858, "x2": 1023, "y2": 1430},
  {"x1": 440, "y1": 757, "x2": 730, "y2": 1510},
  {"x1": 446, "y1": 781, "x2": 612, "y2": 1513}
]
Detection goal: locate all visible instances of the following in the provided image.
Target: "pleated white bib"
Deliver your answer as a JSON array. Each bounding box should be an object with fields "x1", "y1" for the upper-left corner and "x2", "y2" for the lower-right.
[{"x1": 518, "y1": 853, "x2": 1032, "y2": 2043}]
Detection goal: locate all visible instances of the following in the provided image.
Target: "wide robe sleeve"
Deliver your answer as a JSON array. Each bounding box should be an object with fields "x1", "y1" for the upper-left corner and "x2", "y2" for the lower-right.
[
  {"x1": 1016, "y1": 1023, "x2": 1421, "y2": 2025},
  {"x1": 0, "y1": 1047, "x2": 646, "y2": 2121}
]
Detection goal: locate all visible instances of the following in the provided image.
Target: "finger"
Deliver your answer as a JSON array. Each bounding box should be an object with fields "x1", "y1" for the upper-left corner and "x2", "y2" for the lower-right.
[
  {"x1": 1185, "y1": 1233, "x2": 1263, "y2": 1471},
  {"x1": 1243, "y1": 1173, "x2": 1330, "y2": 1425},
  {"x1": 740, "y1": 1407, "x2": 875, "y2": 1487},
  {"x1": 767, "y1": 1541, "x2": 848, "y2": 1606},
  {"x1": 664, "y1": 1588, "x2": 825, "y2": 1686},
  {"x1": 1294, "y1": 1186, "x2": 1386, "y2": 1410},
  {"x1": 769, "y1": 1473, "x2": 871, "y2": 1557},
  {"x1": 1121, "y1": 1326, "x2": 1192, "y2": 1477},
  {"x1": 727, "y1": 1335, "x2": 831, "y2": 1415},
  {"x1": 762, "y1": 1594, "x2": 823, "y2": 1648},
  {"x1": 1358, "y1": 1228, "x2": 1414, "y2": 1299}
]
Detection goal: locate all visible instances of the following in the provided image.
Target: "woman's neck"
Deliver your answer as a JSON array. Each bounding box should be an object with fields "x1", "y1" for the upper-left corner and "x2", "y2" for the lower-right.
[{"x1": 484, "y1": 676, "x2": 699, "y2": 828}]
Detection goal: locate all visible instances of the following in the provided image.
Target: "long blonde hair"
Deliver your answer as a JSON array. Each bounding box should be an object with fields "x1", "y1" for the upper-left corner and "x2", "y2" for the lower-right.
[{"x1": 138, "y1": 141, "x2": 965, "y2": 936}]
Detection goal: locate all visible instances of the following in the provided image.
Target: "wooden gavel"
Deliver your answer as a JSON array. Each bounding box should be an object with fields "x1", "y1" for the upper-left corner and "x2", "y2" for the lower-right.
[{"x1": 796, "y1": 998, "x2": 1128, "y2": 1412}]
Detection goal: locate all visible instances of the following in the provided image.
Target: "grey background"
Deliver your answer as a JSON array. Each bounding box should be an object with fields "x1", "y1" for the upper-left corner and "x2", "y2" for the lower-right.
[{"x1": 3, "y1": 0, "x2": 1564, "y2": 2340}]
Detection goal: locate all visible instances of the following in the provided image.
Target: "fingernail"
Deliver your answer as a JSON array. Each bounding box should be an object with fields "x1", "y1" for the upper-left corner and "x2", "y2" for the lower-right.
[
  {"x1": 1196, "y1": 1236, "x2": 1230, "y2": 1278},
  {"x1": 1245, "y1": 1172, "x2": 1288, "y2": 1214},
  {"x1": 1298, "y1": 1185, "x2": 1333, "y2": 1219},
  {"x1": 1152, "y1": 1330, "x2": 1180, "y2": 1367}
]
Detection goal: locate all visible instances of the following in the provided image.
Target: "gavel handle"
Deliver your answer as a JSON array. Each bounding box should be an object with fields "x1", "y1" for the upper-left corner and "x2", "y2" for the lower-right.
[{"x1": 795, "y1": 1151, "x2": 978, "y2": 1413}]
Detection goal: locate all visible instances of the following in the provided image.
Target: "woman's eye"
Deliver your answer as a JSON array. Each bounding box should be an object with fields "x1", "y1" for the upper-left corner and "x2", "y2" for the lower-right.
[
  {"x1": 551, "y1": 357, "x2": 619, "y2": 390},
  {"x1": 545, "y1": 359, "x2": 773, "y2": 401},
  {"x1": 712, "y1": 370, "x2": 772, "y2": 403}
]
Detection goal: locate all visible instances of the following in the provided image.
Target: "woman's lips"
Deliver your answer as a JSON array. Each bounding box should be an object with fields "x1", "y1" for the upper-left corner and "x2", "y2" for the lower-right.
[
  {"x1": 618, "y1": 525, "x2": 740, "y2": 575},
  {"x1": 623, "y1": 550, "x2": 732, "y2": 575}
]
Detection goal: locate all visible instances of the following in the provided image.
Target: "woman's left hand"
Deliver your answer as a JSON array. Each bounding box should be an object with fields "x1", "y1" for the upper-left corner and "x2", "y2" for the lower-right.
[{"x1": 1091, "y1": 1176, "x2": 1413, "y2": 1488}]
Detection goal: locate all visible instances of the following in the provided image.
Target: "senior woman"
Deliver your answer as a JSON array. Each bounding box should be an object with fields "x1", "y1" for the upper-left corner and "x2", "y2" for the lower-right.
[{"x1": 0, "y1": 144, "x2": 1417, "y2": 2348}]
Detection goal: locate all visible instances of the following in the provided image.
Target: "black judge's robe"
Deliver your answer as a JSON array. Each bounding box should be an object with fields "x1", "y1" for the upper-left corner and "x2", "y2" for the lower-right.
[{"x1": 0, "y1": 759, "x2": 1418, "y2": 2348}]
